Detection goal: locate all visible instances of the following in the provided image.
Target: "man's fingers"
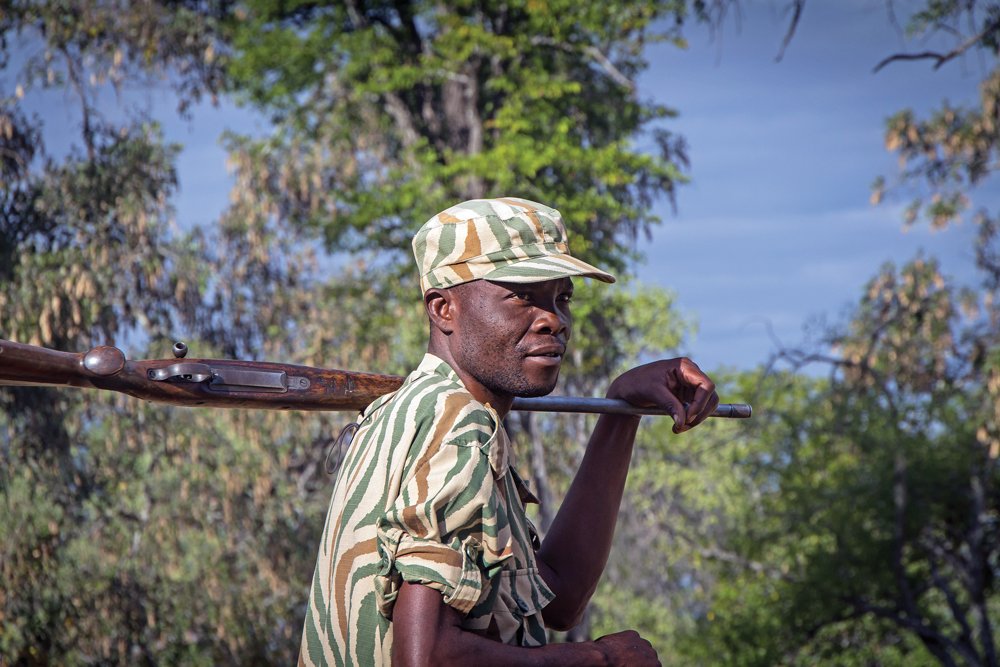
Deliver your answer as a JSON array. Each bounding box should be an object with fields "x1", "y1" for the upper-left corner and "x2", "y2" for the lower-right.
[
  {"x1": 685, "y1": 383, "x2": 719, "y2": 427},
  {"x1": 595, "y1": 630, "x2": 661, "y2": 667},
  {"x1": 671, "y1": 359, "x2": 717, "y2": 431},
  {"x1": 649, "y1": 384, "x2": 686, "y2": 432},
  {"x1": 606, "y1": 356, "x2": 720, "y2": 433}
]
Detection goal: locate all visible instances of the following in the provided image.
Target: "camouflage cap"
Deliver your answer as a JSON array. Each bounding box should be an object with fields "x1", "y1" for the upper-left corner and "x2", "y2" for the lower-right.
[{"x1": 412, "y1": 197, "x2": 616, "y2": 293}]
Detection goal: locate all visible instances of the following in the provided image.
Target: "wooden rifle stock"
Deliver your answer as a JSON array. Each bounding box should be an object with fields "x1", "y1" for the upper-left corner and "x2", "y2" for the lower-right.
[{"x1": 0, "y1": 338, "x2": 751, "y2": 419}]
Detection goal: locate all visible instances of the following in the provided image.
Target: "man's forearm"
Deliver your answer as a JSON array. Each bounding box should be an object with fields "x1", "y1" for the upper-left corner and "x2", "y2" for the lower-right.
[
  {"x1": 392, "y1": 582, "x2": 612, "y2": 667},
  {"x1": 536, "y1": 413, "x2": 641, "y2": 629},
  {"x1": 536, "y1": 357, "x2": 720, "y2": 627},
  {"x1": 398, "y1": 626, "x2": 610, "y2": 667}
]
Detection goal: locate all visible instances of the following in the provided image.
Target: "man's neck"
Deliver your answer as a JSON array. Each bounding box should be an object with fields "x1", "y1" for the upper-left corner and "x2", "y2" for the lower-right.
[{"x1": 426, "y1": 342, "x2": 514, "y2": 417}]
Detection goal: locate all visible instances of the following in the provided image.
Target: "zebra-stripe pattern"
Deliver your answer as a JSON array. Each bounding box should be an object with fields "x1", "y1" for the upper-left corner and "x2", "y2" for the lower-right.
[
  {"x1": 299, "y1": 354, "x2": 555, "y2": 666},
  {"x1": 412, "y1": 197, "x2": 615, "y2": 293}
]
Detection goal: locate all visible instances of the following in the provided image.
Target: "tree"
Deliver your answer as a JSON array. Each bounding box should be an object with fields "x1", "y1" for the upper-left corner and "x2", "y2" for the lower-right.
[
  {"x1": 655, "y1": 2, "x2": 1000, "y2": 664},
  {"x1": 1, "y1": 0, "x2": 724, "y2": 662},
  {"x1": 673, "y1": 256, "x2": 998, "y2": 666},
  {"x1": 223, "y1": 0, "x2": 693, "y2": 258},
  {"x1": 217, "y1": 0, "x2": 708, "y2": 362},
  {"x1": 0, "y1": 2, "x2": 335, "y2": 663}
]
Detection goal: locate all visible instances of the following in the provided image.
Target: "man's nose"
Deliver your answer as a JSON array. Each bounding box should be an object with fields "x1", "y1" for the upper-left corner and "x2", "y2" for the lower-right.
[{"x1": 532, "y1": 305, "x2": 569, "y2": 336}]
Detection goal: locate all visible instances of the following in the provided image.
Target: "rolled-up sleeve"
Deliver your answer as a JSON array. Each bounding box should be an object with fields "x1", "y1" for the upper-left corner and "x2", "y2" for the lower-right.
[{"x1": 375, "y1": 434, "x2": 511, "y2": 617}]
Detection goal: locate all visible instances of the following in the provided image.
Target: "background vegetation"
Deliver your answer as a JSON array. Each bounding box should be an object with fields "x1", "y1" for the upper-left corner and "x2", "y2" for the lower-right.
[{"x1": 1, "y1": 0, "x2": 998, "y2": 664}]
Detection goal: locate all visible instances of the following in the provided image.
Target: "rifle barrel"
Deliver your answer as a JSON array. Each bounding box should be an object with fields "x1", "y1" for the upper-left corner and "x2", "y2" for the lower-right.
[{"x1": 511, "y1": 396, "x2": 751, "y2": 418}]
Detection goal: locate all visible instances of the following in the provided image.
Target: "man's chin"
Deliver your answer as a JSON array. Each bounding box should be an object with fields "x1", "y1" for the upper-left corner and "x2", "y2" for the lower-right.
[
  {"x1": 481, "y1": 368, "x2": 560, "y2": 399},
  {"x1": 514, "y1": 381, "x2": 559, "y2": 398}
]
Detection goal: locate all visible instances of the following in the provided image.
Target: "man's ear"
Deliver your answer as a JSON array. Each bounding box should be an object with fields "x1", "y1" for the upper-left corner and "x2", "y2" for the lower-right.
[{"x1": 424, "y1": 288, "x2": 457, "y2": 335}]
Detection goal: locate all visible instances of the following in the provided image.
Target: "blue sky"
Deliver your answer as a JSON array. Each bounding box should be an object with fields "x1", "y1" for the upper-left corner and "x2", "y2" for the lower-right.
[
  {"x1": 14, "y1": 2, "x2": 995, "y2": 372},
  {"x1": 635, "y1": 2, "x2": 994, "y2": 371}
]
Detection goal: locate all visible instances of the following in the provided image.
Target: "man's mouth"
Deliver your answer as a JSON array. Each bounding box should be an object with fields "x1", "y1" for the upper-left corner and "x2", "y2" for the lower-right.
[{"x1": 525, "y1": 346, "x2": 565, "y2": 362}]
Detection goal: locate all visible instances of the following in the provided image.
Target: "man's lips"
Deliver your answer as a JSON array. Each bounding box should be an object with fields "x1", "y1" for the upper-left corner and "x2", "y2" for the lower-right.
[{"x1": 524, "y1": 345, "x2": 566, "y2": 364}]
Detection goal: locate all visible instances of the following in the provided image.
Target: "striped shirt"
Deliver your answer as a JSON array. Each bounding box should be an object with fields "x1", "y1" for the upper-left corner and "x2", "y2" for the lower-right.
[{"x1": 299, "y1": 353, "x2": 555, "y2": 666}]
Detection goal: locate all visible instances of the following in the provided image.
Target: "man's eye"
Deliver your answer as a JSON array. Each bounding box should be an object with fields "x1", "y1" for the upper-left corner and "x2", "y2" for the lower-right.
[
  {"x1": 513, "y1": 292, "x2": 532, "y2": 301},
  {"x1": 558, "y1": 293, "x2": 573, "y2": 303}
]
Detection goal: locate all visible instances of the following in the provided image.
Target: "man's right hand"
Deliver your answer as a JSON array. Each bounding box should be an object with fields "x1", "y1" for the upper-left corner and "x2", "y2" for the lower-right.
[
  {"x1": 606, "y1": 357, "x2": 719, "y2": 434},
  {"x1": 595, "y1": 630, "x2": 662, "y2": 667}
]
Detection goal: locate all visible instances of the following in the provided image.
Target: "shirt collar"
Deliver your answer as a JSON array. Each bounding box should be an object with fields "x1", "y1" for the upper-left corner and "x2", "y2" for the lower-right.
[
  {"x1": 413, "y1": 352, "x2": 461, "y2": 383},
  {"x1": 415, "y1": 353, "x2": 511, "y2": 476}
]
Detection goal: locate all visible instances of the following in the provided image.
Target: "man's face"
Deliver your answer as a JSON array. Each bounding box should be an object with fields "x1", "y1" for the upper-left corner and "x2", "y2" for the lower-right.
[{"x1": 449, "y1": 277, "x2": 573, "y2": 399}]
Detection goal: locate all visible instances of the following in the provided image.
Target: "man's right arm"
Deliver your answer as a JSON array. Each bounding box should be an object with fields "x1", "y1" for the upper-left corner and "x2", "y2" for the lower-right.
[{"x1": 391, "y1": 582, "x2": 661, "y2": 667}]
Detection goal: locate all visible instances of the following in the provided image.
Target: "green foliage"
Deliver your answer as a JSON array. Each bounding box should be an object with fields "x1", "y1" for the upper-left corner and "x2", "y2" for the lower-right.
[
  {"x1": 600, "y1": 256, "x2": 1000, "y2": 664},
  {"x1": 1, "y1": 0, "x2": 709, "y2": 663},
  {"x1": 1, "y1": 388, "x2": 337, "y2": 664},
  {"x1": 216, "y1": 17, "x2": 705, "y2": 649},
  {"x1": 14, "y1": 1, "x2": 1000, "y2": 665},
  {"x1": 0, "y1": 107, "x2": 178, "y2": 349},
  {"x1": 1, "y1": 0, "x2": 229, "y2": 113},
  {"x1": 873, "y1": 2, "x2": 1000, "y2": 233},
  {"x1": 590, "y1": 368, "x2": 831, "y2": 663},
  {"x1": 622, "y1": 4, "x2": 1000, "y2": 665},
  {"x1": 1, "y1": 2, "x2": 337, "y2": 663},
  {"x1": 220, "y1": 0, "x2": 692, "y2": 274}
]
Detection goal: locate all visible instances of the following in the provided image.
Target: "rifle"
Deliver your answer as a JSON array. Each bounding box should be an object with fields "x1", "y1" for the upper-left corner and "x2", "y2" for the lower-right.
[{"x1": 0, "y1": 338, "x2": 752, "y2": 419}]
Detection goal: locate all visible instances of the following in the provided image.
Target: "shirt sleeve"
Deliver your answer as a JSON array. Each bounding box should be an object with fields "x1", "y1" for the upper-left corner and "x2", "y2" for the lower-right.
[{"x1": 374, "y1": 421, "x2": 512, "y2": 617}]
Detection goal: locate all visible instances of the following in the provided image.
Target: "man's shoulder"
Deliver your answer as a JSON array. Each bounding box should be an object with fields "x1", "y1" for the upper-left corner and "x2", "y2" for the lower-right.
[{"x1": 364, "y1": 354, "x2": 499, "y2": 443}]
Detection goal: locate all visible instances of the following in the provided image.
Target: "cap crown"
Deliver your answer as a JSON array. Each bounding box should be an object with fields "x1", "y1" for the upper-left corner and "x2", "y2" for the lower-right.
[{"x1": 412, "y1": 197, "x2": 614, "y2": 292}]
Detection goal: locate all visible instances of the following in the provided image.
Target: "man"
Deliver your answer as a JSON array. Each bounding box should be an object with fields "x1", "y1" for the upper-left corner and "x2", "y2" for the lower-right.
[{"x1": 299, "y1": 197, "x2": 718, "y2": 666}]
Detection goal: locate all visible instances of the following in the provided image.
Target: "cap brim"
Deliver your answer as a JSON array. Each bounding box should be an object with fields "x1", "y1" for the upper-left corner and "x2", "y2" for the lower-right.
[{"x1": 482, "y1": 254, "x2": 616, "y2": 284}]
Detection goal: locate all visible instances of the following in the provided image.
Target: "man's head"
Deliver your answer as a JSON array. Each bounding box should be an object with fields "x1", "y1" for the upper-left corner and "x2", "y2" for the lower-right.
[{"x1": 413, "y1": 198, "x2": 615, "y2": 408}]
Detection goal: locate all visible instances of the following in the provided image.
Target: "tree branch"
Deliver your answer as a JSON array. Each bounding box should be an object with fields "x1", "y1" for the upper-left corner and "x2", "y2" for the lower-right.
[
  {"x1": 775, "y1": 0, "x2": 805, "y2": 63},
  {"x1": 529, "y1": 36, "x2": 636, "y2": 92},
  {"x1": 873, "y1": 15, "x2": 1000, "y2": 73},
  {"x1": 515, "y1": 412, "x2": 555, "y2": 533},
  {"x1": 658, "y1": 518, "x2": 783, "y2": 579},
  {"x1": 60, "y1": 46, "x2": 96, "y2": 162},
  {"x1": 924, "y1": 549, "x2": 978, "y2": 664},
  {"x1": 920, "y1": 533, "x2": 973, "y2": 591},
  {"x1": 851, "y1": 598, "x2": 962, "y2": 667},
  {"x1": 967, "y1": 472, "x2": 999, "y2": 666},
  {"x1": 343, "y1": 0, "x2": 423, "y2": 150},
  {"x1": 891, "y1": 448, "x2": 921, "y2": 623}
]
